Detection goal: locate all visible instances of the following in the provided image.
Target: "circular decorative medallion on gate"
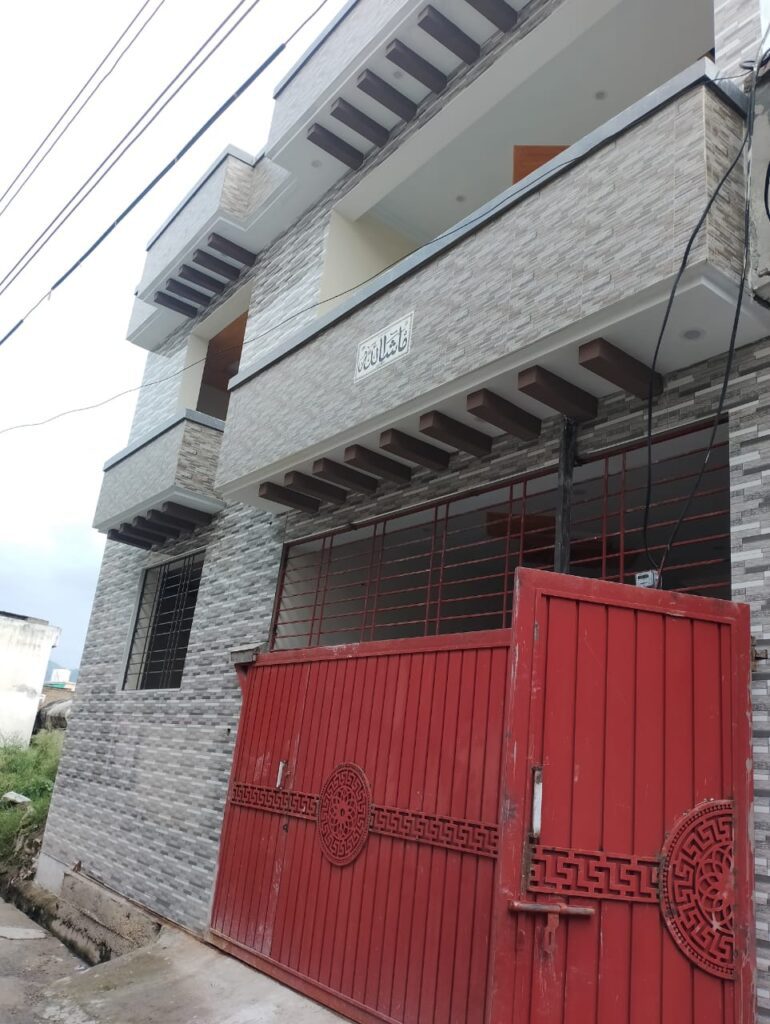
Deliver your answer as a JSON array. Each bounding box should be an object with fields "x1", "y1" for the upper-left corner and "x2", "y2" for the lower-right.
[
  {"x1": 659, "y1": 799, "x2": 735, "y2": 979},
  {"x1": 317, "y1": 763, "x2": 371, "y2": 866}
]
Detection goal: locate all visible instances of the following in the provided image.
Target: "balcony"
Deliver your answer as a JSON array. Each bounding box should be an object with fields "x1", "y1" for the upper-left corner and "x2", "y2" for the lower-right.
[
  {"x1": 94, "y1": 412, "x2": 226, "y2": 548},
  {"x1": 126, "y1": 148, "x2": 292, "y2": 352},
  {"x1": 216, "y1": 66, "x2": 770, "y2": 511}
]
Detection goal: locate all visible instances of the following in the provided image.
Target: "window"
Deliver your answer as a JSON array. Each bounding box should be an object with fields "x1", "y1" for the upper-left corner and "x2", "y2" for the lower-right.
[
  {"x1": 271, "y1": 424, "x2": 730, "y2": 650},
  {"x1": 124, "y1": 552, "x2": 205, "y2": 690}
]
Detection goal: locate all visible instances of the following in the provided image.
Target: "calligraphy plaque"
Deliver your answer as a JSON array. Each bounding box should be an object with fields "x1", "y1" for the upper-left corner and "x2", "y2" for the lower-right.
[{"x1": 354, "y1": 312, "x2": 413, "y2": 382}]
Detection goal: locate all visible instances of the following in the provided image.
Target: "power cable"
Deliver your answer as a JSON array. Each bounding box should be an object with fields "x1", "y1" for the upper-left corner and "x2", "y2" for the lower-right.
[
  {"x1": 641, "y1": 33, "x2": 770, "y2": 581},
  {"x1": 0, "y1": 141, "x2": 640, "y2": 436},
  {"x1": 0, "y1": 57, "x2": 756, "y2": 436},
  {"x1": 0, "y1": 0, "x2": 167, "y2": 224},
  {"x1": 0, "y1": 0, "x2": 265, "y2": 302}
]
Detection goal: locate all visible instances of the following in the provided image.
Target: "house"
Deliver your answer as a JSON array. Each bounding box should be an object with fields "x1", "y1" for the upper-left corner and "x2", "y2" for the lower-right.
[
  {"x1": 37, "y1": 0, "x2": 770, "y2": 1020},
  {"x1": 0, "y1": 611, "x2": 61, "y2": 745}
]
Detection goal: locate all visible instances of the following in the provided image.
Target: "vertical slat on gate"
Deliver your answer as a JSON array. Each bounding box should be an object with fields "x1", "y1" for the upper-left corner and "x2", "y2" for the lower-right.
[
  {"x1": 373, "y1": 650, "x2": 412, "y2": 1013},
  {"x1": 449, "y1": 648, "x2": 477, "y2": 1020},
  {"x1": 596, "y1": 605, "x2": 636, "y2": 1024},
  {"x1": 533, "y1": 596, "x2": 578, "y2": 1024},
  {"x1": 261, "y1": 660, "x2": 307, "y2": 956},
  {"x1": 477, "y1": 644, "x2": 508, "y2": 1021},
  {"x1": 387, "y1": 651, "x2": 423, "y2": 1019},
  {"x1": 294, "y1": 657, "x2": 334, "y2": 977},
  {"x1": 308, "y1": 656, "x2": 349, "y2": 980},
  {"x1": 662, "y1": 616, "x2": 694, "y2": 1024},
  {"x1": 563, "y1": 599, "x2": 607, "y2": 1024},
  {"x1": 464, "y1": 645, "x2": 494, "y2": 1024},
  {"x1": 246, "y1": 662, "x2": 292, "y2": 950},
  {"x1": 692, "y1": 620, "x2": 726, "y2": 1024},
  {"x1": 277, "y1": 657, "x2": 322, "y2": 970},
  {"x1": 405, "y1": 649, "x2": 446, "y2": 1022},
  {"x1": 251, "y1": 661, "x2": 297, "y2": 951},
  {"x1": 629, "y1": 610, "x2": 665, "y2": 1024},
  {"x1": 350, "y1": 654, "x2": 392, "y2": 1005},
  {"x1": 324, "y1": 653, "x2": 368, "y2": 990},
  {"x1": 231, "y1": 665, "x2": 277, "y2": 942},
  {"x1": 338, "y1": 652, "x2": 380, "y2": 996},
  {"x1": 426, "y1": 645, "x2": 464, "y2": 1021},
  {"x1": 359, "y1": 653, "x2": 401, "y2": 1006}
]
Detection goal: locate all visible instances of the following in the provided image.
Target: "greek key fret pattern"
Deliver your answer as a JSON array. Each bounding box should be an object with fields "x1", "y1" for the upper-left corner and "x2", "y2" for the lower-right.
[
  {"x1": 229, "y1": 779, "x2": 499, "y2": 857},
  {"x1": 529, "y1": 845, "x2": 660, "y2": 903},
  {"x1": 230, "y1": 782, "x2": 319, "y2": 821},
  {"x1": 370, "y1": 805, "x2": 499, "y2": 858}
]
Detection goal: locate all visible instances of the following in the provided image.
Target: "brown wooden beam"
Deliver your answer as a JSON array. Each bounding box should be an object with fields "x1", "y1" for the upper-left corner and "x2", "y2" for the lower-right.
[
  {"x1": 463, "y1": 0, "x2": 517, "y2": 32},
  {"x1": 154, "y1": 291, "x2": 197, "y2": 317},
  {"x1": 357, "y1": 69, "x2": 417, "y2": 121},
  {"x1": 344, "y1": 444, "x2": 412, "y2": 483},
  {"x1": 418, "y1": 5, "x2": 480, "y2": 64},
  {"x1": 134, "y1": 514, "x2": 180, "y2": 540},
  {"x1": 145, "y1": 509, "x2": 194, "y2": 534},
  {"x1": 178, "y1": 264, "x2": 226, "y2": 294},
  {"x1": 161, "y1": 502, "x2": 214, "y2": 527},
  {"x1": 207, "y1": 232, "x2": 257, "y2": 267},
  {"x1": 107, "y1": 529, "x2": 151, "y2": 550},
  {"x1": 466, "y1": 388, "x2": 541, "y2": 441},
  {"x1": 307, "y1": 123, "x2": 364, "y2": 169},
  {"x1": 380, "y1": 428, "x2": 451, "y2": 470},
  {"x1": 258, "y1": 481, "x2": 320, "y2": 513},
  {"x1": 518, "y1": 366, "x2": 597, "y2": 422},
  {"x1": 419, "y1": 410, "x2": 492, "y2": 456},
  {"x1": 331, "y1": 98, "x2": 389, "y2": 147},
  {"x1": 312, "y1": 457, "x2": 379, "y2": 494},
  {"x1": 130, "y1": 517, "x2": 171, "y2": 542},
  {"x1": 119, "y1": 522, "x2": 161, "y2": 546},
  {"x1": 578, "y1": 337, "x2": 663, "y2": 400},
  {"x1": 165, "y1": 279, "x2": 211, "y2": 307},
  {"x1": 192, "y1": 249, "x2": 241, "y2": 281},
  {"x1": 284, "y1": 470, "x2": 347, "y2": 506},
  {"x1": 385, "y1": 39, "x2": 447, "y2": 92}
]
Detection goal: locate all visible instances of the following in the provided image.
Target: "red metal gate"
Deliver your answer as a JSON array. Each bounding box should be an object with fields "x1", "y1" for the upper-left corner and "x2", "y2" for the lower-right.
[{"x1": 210, "y1": 569, "x2": 753, "y2": 1024}]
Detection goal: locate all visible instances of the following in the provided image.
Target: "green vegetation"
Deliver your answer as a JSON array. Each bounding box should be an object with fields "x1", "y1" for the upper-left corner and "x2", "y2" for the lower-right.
[{"x1": 0, "y1": 732, "x2": 63, "y2": 864}]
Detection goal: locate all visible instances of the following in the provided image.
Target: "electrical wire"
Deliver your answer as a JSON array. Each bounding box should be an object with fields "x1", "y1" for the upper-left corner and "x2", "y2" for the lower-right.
[
  {"x1": 0, "y1": 53, "x2": 756, "y2": 439},
  {"x1": 0, "y1": 140, "x2": 607, "y2": 435},
  {"x1": 0, "y1": 0, "x2": 264, "y2": 302},
  {"x1": 641, "y1": 33, "x2": 770, "y2": 581},
  {"x1": 0, "y1": 0, "x2": 167, "y2": 224}
]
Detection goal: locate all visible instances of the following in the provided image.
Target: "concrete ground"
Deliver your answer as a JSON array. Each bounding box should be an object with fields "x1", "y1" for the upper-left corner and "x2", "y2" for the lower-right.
[
  {"x1": 0, "y1": 897, "x2": 83, "y2": 1023},
  {"x1": 0, "y1": 897, "x2": 343, "y2": 1024}
]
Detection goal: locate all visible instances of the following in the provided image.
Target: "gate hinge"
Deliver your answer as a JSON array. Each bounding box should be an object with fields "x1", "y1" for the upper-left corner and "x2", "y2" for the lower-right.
[{"x1": 752, "y1": 639, "x2": 769, "y2": 665}]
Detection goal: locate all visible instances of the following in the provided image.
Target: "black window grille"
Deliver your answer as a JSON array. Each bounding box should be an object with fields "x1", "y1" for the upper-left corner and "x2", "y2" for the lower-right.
[
  {"x1": 271, "y1": 424, "x2": 730, "y2": 650},
  {"x1": 124, "y1": 551, "x2": 205, "y2": 690}
]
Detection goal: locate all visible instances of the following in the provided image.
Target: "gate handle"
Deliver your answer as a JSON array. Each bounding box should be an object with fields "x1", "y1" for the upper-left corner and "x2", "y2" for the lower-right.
[{"x1": 509, "y1": 900, "x2": 594, "y2": 955}]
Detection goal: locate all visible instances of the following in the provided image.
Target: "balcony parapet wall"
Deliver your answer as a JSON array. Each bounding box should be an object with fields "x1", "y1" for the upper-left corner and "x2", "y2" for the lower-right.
[
  {"x1": 94, "y1": 411, "x2": 225, "y2": 533},
  {"x1": 217, "y1": 70, "x2": 749, "y2": 498}
]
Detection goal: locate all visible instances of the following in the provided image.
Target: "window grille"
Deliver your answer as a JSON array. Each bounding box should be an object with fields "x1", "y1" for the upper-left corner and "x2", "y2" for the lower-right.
[
  {"x1": 124, "y1": 552, "x2": 205, "y2": 690},
  {"x1": 271, "y1": 424, "x2": 730, "y2": 650}
]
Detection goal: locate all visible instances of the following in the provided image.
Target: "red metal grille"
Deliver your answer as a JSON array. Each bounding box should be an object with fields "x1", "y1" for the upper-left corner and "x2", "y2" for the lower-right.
[{"x1": 272, "y1": 425, "x2": 730, "y2": 650}]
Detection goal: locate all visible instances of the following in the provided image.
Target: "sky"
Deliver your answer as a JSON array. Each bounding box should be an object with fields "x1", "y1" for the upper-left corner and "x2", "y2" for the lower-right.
[{"x1": 0, "y1": 0, "x2": 348, "y2": 669}]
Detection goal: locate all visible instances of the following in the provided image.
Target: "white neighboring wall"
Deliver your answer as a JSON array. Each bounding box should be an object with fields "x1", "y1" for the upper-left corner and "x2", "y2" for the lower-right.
[{"x1": 0, "y1": 613, "x2": 61, "y2": 746}]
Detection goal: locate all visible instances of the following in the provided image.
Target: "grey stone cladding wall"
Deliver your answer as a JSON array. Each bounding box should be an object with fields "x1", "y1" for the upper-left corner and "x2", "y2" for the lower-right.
[
  {"x1": 218, "y1": 84, "x2": 745, "y2": 486},
  {"x1": 128, "y1": 333, "x2": 190, "y2": 445},
  {"x1": 93, "y1": 418, "x2": 223, "y2": 530},
  {"x1": 715, "y1": 0, "x2": 763, "y2": 77},
  {"x1": 42, "y1": 336, "x2": 770, "y2": 1017}
]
